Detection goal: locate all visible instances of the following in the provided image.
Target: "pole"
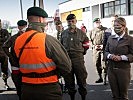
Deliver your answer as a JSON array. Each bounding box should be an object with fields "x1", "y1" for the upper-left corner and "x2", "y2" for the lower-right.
[
  {"x1": 39, "y1": 0, "x2": 44, "y2": 9},
  {"x1": 34, "y1": 0, "x2": 36, "y2": 7},
  {"x1": 20, "y1": 0, "x2": 23, "y2": 19}
]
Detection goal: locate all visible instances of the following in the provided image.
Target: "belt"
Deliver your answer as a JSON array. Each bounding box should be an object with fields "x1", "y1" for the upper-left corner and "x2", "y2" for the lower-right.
[{"x1": 22, "y1": 70, "x2": 56, "y2": 78}]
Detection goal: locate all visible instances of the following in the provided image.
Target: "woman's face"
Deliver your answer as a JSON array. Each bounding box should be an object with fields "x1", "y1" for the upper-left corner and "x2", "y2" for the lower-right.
[{"x1": 114, "y1": 21, "x2": 125, "y2": 35}]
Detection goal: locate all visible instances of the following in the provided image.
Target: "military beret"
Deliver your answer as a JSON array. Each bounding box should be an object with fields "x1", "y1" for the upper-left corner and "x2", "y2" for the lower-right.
[
  {"x1": 17, "y1": 20, "x2": 27, "y2": 26},
  {"x1": 55, "y1": 20, "x2": 62, "y2": 25},
  {"x1": 66, "y1": 14, "x2": 76, "y2": 20},
  {"x1": 27, "y1": 7, "x2": 48, "y2": 18},
  {"x1": 93, "y1": 18, "x2": 100, "y2": 23}
]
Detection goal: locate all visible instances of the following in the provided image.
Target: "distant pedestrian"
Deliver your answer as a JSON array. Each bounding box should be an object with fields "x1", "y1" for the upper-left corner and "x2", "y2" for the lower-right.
[
  {"x1": 3, "y1": 19, "x2": 27, "y2": 100},
  {"x1": 104, "y1": 17, "x2": 133, "y2": 100},
  {"x1": 14, "y1": 7, "x2": 71, "y2": 100},
  {"x1": 81, "y1": 23, "x2": 87, "y2": 33},
  {"x1": 0, "y1": 19, "x2": 11, "y2": 90},
  {"x1": 61, "y1": 14, "x2": 89, "y2": 100},
  {"x1": 89, "y1": 18, "x2": 107, "y2": 84}
]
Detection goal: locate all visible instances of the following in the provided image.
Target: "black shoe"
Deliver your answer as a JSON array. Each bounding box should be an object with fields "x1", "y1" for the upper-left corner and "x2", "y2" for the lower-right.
[
  {"x1": 95, "y1": 78, "x2": 103, "y2": 83},
  {"x1": 103, "y1": 81, "x2": 108, "y2": 85},
  {"x1": 5, "y1": 85, "x2": 14, "y2": 91}
]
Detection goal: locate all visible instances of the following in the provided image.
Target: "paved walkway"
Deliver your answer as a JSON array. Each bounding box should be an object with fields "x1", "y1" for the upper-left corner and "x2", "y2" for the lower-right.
[{"x1": 0, "y1": 50, "x2": 133, "y2": 100}]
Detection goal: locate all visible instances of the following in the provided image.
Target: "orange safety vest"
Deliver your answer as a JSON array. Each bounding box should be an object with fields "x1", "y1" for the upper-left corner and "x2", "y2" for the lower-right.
[{"x1": 14, "y1": 30, "x2": 58, "y2": 84}]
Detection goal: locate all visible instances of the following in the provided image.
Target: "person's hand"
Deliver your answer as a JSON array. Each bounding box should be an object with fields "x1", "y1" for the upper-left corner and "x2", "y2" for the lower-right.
[
  {"x1": 111, "y1": 55, "x2": 122, "y2": 61},
  {"x1": 115, "y1": 55, "x2": 122, "y2": 61}
]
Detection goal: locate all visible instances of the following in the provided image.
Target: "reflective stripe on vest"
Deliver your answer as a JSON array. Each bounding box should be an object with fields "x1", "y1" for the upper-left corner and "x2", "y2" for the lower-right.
[
  {"x1": 14, "y1": 30, "x2": 58, "y2": 84},
  {"x1": 20, "y1": 62, "x2": 56, "y2": 73}
]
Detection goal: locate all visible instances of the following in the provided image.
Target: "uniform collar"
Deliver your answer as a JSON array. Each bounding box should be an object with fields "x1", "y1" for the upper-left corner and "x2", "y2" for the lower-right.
[
  {"x1": 67, "y1": 27, "x2": 78, "y2": 33},
  {"x1": 115, "y1": 32, "x2": 125, "y2": 38},
  {"x1": 112, "y1": 32, "x2": 128, "y2": 40}
]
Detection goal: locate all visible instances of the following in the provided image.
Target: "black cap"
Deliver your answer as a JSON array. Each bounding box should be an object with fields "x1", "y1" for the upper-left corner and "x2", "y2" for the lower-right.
[
  {"x1": 93, "y1": 18, "x2": 100, "y2": 23},
  {"x1": 66, "y1": 14, "x2": 76, "y2": 20},
  {"x1": 17, "y1": 20, "x2": 27, "y2": 26},
  {"x1": 27, "y1": 7, "x2": 48, "y2": 18}
]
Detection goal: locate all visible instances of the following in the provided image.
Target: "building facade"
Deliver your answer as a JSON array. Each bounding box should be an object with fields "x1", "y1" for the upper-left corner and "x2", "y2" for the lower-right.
[{"x1": 59, "y1": 0, "x2": 133, "y2": 35}]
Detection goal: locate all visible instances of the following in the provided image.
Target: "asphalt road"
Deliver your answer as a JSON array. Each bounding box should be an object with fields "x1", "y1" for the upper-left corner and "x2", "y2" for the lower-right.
[{"x1": 0, "y1": 50, "x2": 133, "y2": 100}]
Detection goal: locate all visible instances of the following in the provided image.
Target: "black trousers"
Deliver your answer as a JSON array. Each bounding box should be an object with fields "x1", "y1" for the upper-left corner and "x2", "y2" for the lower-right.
[
  {"x1": 0, "y1": 55, "x2": 8, "y2": 76},
  {"x1": 21, "y1": 82, "x2": 62, "y2": 100},
  {"x1": 11, "y1": 73, "x2": 22, "y2": 99},
  {"x1": 0, "y1": 54, "x2": 8, "y2": 85},
  {"x1": 64, "y1": 56, "x2": 88, "y2": 96},
  {"x1": 108, "y1": 68, "x2": 131, "y2": 100}
]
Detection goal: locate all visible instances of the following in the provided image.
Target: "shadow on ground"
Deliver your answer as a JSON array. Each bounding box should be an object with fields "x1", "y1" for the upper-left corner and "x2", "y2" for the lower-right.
[
  {"x1": 0, "y1": 94, "x2": 18, "y2": 100},
  {"x1": 0, "y1": 80, "x2": 132, "y2": 100},
  {"x1": 63, "y1": 80, "x2": 133, "y2": 100}
]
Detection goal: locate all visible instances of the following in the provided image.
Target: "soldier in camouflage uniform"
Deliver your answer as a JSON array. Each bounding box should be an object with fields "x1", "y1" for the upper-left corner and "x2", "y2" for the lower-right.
[
  {"x1": 61, "y1": 14, "x2": 89, "y2": 100},
  {"x1": 0, "y1": 19, "x2": 11, "y2": 90},
  {"x1": 3, "y1": 20, "x2": 27, "y2": 99},
  {"x1": 89, "y1": 18, "x2": 107, "y2": 84}
]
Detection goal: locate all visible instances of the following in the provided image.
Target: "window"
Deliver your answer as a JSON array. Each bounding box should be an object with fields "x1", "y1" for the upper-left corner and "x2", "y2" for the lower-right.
[
  {"x1": 130, "y1": 0, "x2": 133, "y2": 14},
  {"x1": 103, "y1": 2, "x2": 114, "y2": 17},
  {"x1": 129, "y1": 30, "x2": 133, "y2": 36},
  {"x1": 115, "y1": 0, "x2": 127, "y2": 15},
  {"x1": 121, "y1": 4, "x2": 126, "y2": 15},
  {"x1": 104, "y1": 8, "x2": 108, "y2": 17},
  {"x1": 103, "y1": 0, "x2": 127, "y2": 17},
  {"x1": 121, "y1": 0, "x2": 126, "y2": 3},
  {"x1": 115, "y1": 5, "x2": 120, "y2": 15}
]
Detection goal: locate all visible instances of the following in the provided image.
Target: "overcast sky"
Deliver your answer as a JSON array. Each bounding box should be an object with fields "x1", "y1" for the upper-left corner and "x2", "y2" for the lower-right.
[{"x1": 0, "y1": 0, "x2": 67, "y2": 26}]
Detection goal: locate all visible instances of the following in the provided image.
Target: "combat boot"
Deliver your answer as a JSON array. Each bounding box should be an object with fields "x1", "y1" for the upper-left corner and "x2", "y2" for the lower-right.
[
  {"x1": 69, "y1": 90, "x2": 76, "y2": 100},
  {"x1": 69, "y1": 94, "x2": 75, "y2": 100},
  {"x1": 2, "y1": 74, "x2": 13, "y2": 90},
  {"x1": 5, "y1": 84, "x2": 13, "y2": 90},
  {"x1": 95, "y1": 78, "x2": 103, "y2": 83},
  {"x1": 95, "y1": 74, "x2": 103, "y2": 83},
  {"x1": 81, "y1": 95, "x2": 86, "y2": 100}
]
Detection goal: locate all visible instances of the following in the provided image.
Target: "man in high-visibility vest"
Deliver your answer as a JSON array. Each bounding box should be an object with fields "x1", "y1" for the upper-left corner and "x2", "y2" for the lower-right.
[{"x1": 14, "y1": 7, "x2": 72, "y2": 100}]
